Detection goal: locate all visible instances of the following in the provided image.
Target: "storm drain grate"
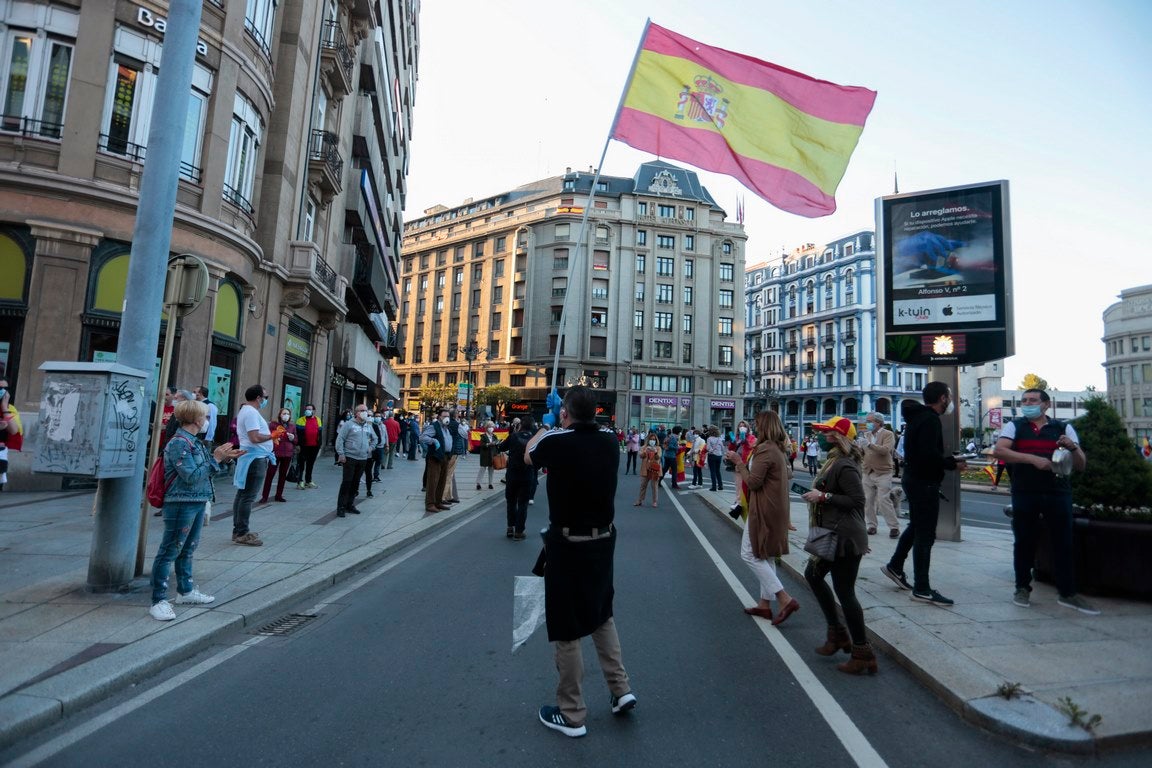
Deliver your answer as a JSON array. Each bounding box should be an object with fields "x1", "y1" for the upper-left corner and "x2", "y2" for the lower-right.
[{"x1": 254, "y1": 613, "x2": 319, "y2": 636}]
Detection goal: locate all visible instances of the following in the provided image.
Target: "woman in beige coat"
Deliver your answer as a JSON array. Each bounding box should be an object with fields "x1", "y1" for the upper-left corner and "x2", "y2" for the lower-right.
[{"x1": 726, "y1": 409, "x2": 800, "y2": 627}]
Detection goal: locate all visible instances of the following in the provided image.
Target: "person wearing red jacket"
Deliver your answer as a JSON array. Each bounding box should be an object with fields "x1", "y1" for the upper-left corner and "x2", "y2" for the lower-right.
[
  {"x1": 383, "y1": 411, "x2": 401, "y2": 469},
  {"x1": 294, "y1": 404, "x2": 323, "y2": 489}
]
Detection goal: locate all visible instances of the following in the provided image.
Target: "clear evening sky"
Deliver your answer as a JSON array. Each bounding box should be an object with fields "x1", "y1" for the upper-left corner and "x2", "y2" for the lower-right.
[{"x1": 402, "y1": 0, "x2": 1152, "y2": 392}]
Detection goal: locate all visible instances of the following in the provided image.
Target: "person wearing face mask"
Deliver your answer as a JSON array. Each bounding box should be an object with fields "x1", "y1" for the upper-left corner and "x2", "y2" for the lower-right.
[
  {"x1": 230, "y1": 385, "x2": 276, "y2": 546},
  {"x1": 993, "y1": 388, "x2": 1095, "y2": 614},
  {"x1": 383, "y1": 411, "x2": 401, "y2": 469},
  {"x1": 859, "y1": 412, "x2": 900, "y2": 539},
  {"x1": 364, "y1": 412, "x2": 386, "y2": 493},
  {"x1": 148, "y1": 399, "x2": 245, "y2": 620},
  {"x1": 294, "y1": 404, "x2": 323, "y2": 489},
  {"x1": 475, "y1": 420, "x2": 500, "y2": 490},
  {"x1": 635, "y1": 431, "x2": 662, "y2": 507},
  {"x1": 419, "y1": 408, "x2": 454, "y2": 513},
  {"x1": 335, "y1": 405, "x2": 378, "y2": 516},
  {"x1": 881, "y1": 382, "x2": 967, "y2": 605},
  {"x1": 260, "y1": 408, "x2": 298, "y2": 503},
  {"x1": 800, "y1": 417, "x2": 872, "y2": 673}
]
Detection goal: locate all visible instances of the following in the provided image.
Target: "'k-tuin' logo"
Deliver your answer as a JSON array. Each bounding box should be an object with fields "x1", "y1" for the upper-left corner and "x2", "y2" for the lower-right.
[{"x1": 676, "y1": 75, "x2": 729, "y2": 128}]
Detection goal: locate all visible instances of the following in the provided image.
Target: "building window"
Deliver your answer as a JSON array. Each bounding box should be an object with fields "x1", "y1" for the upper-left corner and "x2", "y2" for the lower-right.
[
  {"x1": 722, "y1": 241, "x2": 733, "y2": 255},
  {"x1": 636, "y1": 254, "x2": 646, "y2": 274},
  {"x1": 685, "y1": 207, "x2": 695, "y2": 221},
  {"x1": 302, "y1": 196, "x2": 317, "y2": 241},
  {"x1": 244, "y1": 0, "x2": 278, "y2": 55},
  {"x1": 637, "y1": 201, "x2": 647, "y2": 215},
  {"x1": 634, "y1": 309, "x2": 644, "y2": 329},
  {"x1": 718, "y1": 317, "x2": 733, "y2": 336},
  {"x1": 436, "y1": 271, "x2": 446, "y2": 288},
  {"x1": 657, "y1": 234, "x2": 675, "y2": 249},
  {"x1": 719, "y1": 346, "x2": 733, "y2": 366},
  {"x1": 492, "y1": 285, "x2": 503, "y2": 304},
  {"x1": 495, "y1": 235, "x2": 506, "y2": 252},
  {"x1": 472, "y1": 242, "x2": 484, "y2": 258},
  {"x1": 683, "y1": 259, "x2": 694, "y2": 279},
  {"x1": 654, "y1": 312, "x2": 673, "y2": 332},
  {"x1": 434, "y1": 296, "x2": 444, "y2": 313},
  {"x1": 223, "y1": 92, "x2": 264, "y2": 212},
  {"x1": 656, "y1": 257, "x2": 674, "y2": 276},
  {"x1": 510, "y1": 374, "x2": 526, "y2": 387},
  {"x1": 683, "y1": 314, "x2": 693, "y2": 333},
  {"x1": 718, "y1": 289, "x2": 734, "y2": 308},
  {"x1": 714, "y1": 379, "x2": 734, "y2": 396},
  {"x1": 657, "y1": 284, "x2": 674, "y2": 304},
  {"x1": 2, "y1": 34, "x2": 73, "y2": 138},
  {"x1": 683, "y1": 286, "x2": 693, "y2": 305},
  {"x1": 555, "y1": 223, "x2": 570, "y2": 239},
  {"x1": 590, "y1": 310, "x2": 606, "y2": 327},
  {"x1": 551, "y1": 277, "x2": 566, "y2": 297},
  {"x1": 634, "y1": 339, "x2": 644, "y2": 360},
  {"x1": 494, "y1": 259, "x2": 505, "y2": 277},
  {"x1": 719, "y1": 263, "x2": 734, "y2": 281},
  {"x1": 635, "y1": 282, "x2": 645, "y2": 301},
  {"x1": 451, "y1": 292, "x2": 461, "y2": 311},
  {"x1": 684, "y1": 234, "x2": 695, "y2": 251},
  {"x1": 658, "y1": 204, "x2": 675, "y2": 217},
  {"x1": 553, "y1": 248, "x2": 569, "y2": 270},
  {"x1": 654, "y1": 341, "x2": 673, "y2": 358},
  {"x1": 682, "y1": 343, "x2": 692, "y2": 364},
  {"x1": 636, "y1": 230, "x2": 647, "y2": 246}
]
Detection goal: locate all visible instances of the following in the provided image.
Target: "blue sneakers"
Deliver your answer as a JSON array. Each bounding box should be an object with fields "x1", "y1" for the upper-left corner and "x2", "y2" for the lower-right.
[{"x1": 538, "y1": 705, "x2": 586, "y2": 738}]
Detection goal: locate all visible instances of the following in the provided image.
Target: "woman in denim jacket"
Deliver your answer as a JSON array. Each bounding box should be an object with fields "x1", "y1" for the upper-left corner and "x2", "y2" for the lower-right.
[{"x1": 149, "y1": 400, "x2": 244, "y2": 621}]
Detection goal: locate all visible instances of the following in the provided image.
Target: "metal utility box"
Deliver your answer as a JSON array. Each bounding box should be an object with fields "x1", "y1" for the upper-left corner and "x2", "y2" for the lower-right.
[{"x1": 34, "y1": 362, "x2": 149, "y2": 478}]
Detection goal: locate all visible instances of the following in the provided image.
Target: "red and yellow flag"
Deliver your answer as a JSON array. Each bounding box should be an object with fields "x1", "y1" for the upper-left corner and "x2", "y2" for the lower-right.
[{"x1": 611, "y1": 23, "x2": 877, "y2": 218}]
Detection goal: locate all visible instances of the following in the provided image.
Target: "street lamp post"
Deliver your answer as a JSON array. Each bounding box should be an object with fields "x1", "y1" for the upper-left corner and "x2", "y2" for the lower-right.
[{"x1": 458, "y1": 339, "x2": 486, "y2": 424}]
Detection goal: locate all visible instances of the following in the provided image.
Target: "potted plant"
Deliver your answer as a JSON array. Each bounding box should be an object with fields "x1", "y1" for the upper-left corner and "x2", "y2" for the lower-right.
[{"x1": 1035, "y1": 397, "x2": 1152, "y2": 598}]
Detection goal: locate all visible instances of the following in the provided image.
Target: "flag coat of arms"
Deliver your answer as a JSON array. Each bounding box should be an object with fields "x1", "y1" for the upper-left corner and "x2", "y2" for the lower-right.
[{"x1": 612, "y1": 22, "x2": 877, "y2": 218}]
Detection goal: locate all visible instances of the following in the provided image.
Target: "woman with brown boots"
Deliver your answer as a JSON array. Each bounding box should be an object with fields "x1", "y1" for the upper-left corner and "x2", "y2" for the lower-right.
[{"x1": 800, "y1": 416, "x2": 877, "y2": 675}]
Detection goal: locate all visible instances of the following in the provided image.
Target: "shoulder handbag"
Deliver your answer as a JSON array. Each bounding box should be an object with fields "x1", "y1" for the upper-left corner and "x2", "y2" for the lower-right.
[
  {"x1": 803, "y1": 506, "x2": 840, "y2": 561},
  {"x1": 490, "y1": 452, "x2": 508, "y2": 470},
  {"x1": 285, "y1": 456, "x2": 300, "y2": 483}
]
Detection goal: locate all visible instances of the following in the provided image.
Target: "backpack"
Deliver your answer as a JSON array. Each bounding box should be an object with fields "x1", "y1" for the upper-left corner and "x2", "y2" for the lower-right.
[
  {"x1": 146, "y1": 455, "x2": 174, "y2": 508},
  {"x1": 146, "y1": 435, "x2": 194, "y2": 508}
]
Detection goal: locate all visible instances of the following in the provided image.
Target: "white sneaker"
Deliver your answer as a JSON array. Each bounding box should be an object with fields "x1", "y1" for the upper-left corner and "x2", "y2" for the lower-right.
[
  {"x1": 528, "y1": 499, "x2": 535, "y2": 505},
  {"x1": 175, "y1": 590, "x2": 215, "y2": 605},
  {"x1": 149, "y1": 600, "x2": 176, "y2": 621}
]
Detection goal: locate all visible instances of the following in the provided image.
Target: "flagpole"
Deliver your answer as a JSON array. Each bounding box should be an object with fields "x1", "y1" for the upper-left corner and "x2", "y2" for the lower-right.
[{"x1": 546, "y1": 19, "x2": 653, "y2": 420}]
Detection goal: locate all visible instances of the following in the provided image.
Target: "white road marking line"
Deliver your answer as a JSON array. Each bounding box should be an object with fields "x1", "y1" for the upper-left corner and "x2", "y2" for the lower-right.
[
  {"x1": 8, "y1": 508, "x2": 490, "y2": 767},
  {"x1": 665, "y1": 486, "x2": 890, "y2": 768}
]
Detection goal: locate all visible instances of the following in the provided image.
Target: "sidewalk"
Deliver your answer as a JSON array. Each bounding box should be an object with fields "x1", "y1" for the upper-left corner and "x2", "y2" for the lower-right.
[
  {"x1": 691, "y1": 481, "x2": 1152, "y2": 753},
  {"x1": 0, "y1": 452, "x2": 503, "y2": 749}
]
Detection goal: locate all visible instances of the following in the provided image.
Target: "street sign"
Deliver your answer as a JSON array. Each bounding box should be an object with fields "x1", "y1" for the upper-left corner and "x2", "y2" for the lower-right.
[{"x1": 165, "y1": 254, "x2": 209, "y2": 316}]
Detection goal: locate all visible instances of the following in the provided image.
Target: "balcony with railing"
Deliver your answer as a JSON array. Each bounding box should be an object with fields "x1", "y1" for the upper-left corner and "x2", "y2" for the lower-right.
[
  {"x1": 286, "y1": 241, "x2": 347, "y2": 315},
  {"x1": 320, "y1": 20, "x2": 356, "y2": 97},
  {"x1": 804, "y1": 335, "x2": 816, "y2": 347},
  {"x1": 348, "y1": 241, "x2": 391, "y2": 317},
  {"x1": 96, "y1": 133, "x2": 202, "y2": 183},
  {"x1": 786, "y1": 340, "x2": 799, "y2": 351},
  {"x1": 2, "y1": 114, "x2": 62, "y2": 139},
  {"x1": 307, "y1": 129, "x2": 344, "y2": 200},
  {"x1": 844, "y1": 329, "x2": 857, "y2": 341},
  {"x1": 843, "y1": 355, "x2": 857, "y2": 369}
]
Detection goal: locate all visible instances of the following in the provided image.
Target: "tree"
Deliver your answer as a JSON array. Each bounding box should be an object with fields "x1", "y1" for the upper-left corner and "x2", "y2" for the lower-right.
[
  {"x1": 1018, "y1": 373, "x2": 1049, "y2": 392},
  {"x1": 1071, "y1": 397, "x2": 1152, "y2": 515},
  {"x1": 417, "y1": 382, "x2": 458, "y2": 417},
  {"x1": 473, "y1": 385, "x2": 520, "y2": 420}
]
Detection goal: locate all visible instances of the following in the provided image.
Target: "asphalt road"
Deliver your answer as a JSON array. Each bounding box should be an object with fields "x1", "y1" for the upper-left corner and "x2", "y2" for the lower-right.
[{"x1": 4, "y1": 471, "x2": 1146, "y2": 768}]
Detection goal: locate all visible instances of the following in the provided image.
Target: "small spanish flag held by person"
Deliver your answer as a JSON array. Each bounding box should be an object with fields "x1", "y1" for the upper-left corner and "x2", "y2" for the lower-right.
[
  {"x1": 1142, "y1": 437, "x2": 1151, "y2": 460},
  {"x1": 983, "y1": 464, "x2": 997, "y2": 481},
  {"x1": 611, "y1": 21, "x2": 876, "y2": 218}
]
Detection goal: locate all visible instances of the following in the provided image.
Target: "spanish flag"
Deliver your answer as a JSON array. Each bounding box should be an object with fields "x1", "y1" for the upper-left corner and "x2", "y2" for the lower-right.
[{"x1": 612, "y1": 22, "x2": 876, "y2": 218}]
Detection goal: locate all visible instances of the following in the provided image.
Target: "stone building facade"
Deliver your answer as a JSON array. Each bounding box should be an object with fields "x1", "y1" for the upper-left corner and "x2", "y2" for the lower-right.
[{"x1": 0, "y1": 0, "x2": 417, "y2": 486}]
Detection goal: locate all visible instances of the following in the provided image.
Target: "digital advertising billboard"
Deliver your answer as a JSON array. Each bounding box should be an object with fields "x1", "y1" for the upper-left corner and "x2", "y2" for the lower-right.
[{"x1": 876, "y1": 180, "x2": 1014, "y2": 366}]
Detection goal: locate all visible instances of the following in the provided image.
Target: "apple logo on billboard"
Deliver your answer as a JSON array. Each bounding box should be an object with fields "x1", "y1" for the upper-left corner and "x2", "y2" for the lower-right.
[{"x1": 942, "y1": 305, "x2": 954, "y2": 316}]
